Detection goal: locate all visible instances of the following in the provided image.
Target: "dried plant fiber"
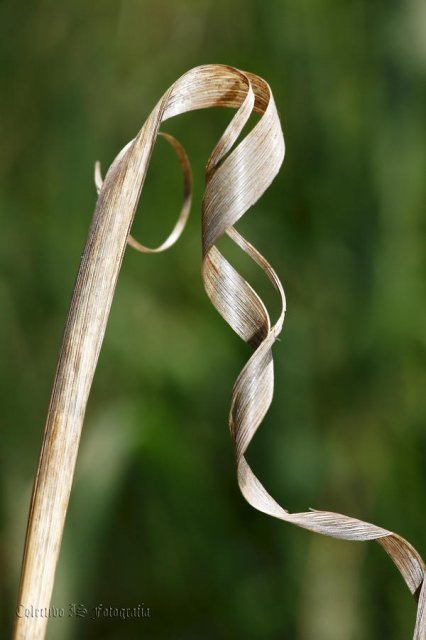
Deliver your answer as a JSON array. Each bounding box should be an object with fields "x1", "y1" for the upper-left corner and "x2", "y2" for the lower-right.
[{"x1": 14, "y1": 64, "x2": 425, "y2": 640}]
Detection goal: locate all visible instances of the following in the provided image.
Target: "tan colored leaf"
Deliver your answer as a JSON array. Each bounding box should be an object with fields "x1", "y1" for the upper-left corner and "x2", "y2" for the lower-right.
[{"x1": 14, "y1": 64, "x2": 425, "y2": 640}]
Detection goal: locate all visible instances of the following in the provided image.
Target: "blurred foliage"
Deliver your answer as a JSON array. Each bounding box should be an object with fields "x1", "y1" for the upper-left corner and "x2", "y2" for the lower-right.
[{"x1": 1, "y1": 0, "x2": 426, "y2": 638}]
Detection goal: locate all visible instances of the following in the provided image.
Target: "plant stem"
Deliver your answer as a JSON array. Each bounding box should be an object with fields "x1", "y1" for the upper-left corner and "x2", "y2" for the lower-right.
[{"x1": 13, "y1": 103, "x2": 162, "y2": 640}]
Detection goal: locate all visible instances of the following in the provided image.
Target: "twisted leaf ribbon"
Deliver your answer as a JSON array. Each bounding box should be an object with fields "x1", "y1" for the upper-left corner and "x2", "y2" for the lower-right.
[{"x1": 97, "y1": 64, "x2": 426, "y2": 638}]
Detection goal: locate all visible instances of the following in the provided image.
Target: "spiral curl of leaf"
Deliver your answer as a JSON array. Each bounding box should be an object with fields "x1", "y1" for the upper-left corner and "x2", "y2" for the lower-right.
[{"x1": 97, "y1": 64, "x2": 425, "y2": 639}]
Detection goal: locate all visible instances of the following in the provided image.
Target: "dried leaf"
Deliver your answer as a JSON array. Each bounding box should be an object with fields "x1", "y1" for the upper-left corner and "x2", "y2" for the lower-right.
[{"x1": 15, "y1": 64, "x2": 425, "y2": 640}]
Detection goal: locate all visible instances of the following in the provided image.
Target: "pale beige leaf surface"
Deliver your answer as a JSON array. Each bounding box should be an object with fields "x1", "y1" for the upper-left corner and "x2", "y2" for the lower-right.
[{"x1": 14, "y1": 64, "x2": 425, "y2": 640}]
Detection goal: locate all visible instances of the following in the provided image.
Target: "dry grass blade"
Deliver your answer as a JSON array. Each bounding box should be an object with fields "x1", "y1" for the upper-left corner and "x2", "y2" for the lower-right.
[{"x1": 14, "y1": 64, "x2": 425, "y2": 640}]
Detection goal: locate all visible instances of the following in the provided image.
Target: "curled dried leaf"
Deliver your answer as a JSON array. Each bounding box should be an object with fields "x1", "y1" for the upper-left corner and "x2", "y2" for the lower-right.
[{"x1": 15, "y1": 64, "x2": 425, "y2": 640}]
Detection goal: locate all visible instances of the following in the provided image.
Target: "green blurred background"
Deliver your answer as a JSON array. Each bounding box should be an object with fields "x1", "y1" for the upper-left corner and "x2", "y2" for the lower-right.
[{"x1": 1, "y1": 1, "x2": 425, "y2": 638}]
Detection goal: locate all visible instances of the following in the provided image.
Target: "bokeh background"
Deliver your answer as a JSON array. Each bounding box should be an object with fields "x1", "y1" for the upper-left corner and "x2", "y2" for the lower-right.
[{"x1": 1, "y1": 1, "x2": 425, "y2": 638}]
